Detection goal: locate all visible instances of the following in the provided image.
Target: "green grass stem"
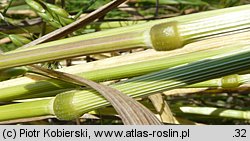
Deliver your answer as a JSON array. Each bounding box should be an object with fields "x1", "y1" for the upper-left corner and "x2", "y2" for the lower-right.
[
  {"x1": 0, "y1": 99, "x2": 52, "y2": 121},
  {"x1": 1, "y1": 43, "x2": 250, "y2": 121},
  {"x1": 0, "y1": 40, "x2": 249, "y2": 101},
  {"x1": 0, "y1": 5, "x2": 249, "y2": 69},
  {"x1": 14, "y1": 5, "x2": 250, "y2": 51}
]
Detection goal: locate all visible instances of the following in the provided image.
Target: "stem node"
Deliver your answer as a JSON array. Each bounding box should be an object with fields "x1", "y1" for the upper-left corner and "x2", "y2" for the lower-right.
[
  {"x1": 53, "y1": 90, "x2": 80, "y2": 120},
  {"x1": 221, "y1": 74, "x2": 240, "y2": 88},
  {"x1": 150, "y1": 21, "x2": 183, "y2": 51}
]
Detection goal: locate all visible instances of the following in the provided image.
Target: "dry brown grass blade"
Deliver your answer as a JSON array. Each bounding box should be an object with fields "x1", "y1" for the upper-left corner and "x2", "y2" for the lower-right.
[
  {"x1": 30, "y1": 65, "x2": 162, "y2": 125},
  {"x1": 148, "y1": 93, "x2": 175, "y2": 124},
  {"x1": 20, "y1": 0, "x2": 127, "y2": 49}
]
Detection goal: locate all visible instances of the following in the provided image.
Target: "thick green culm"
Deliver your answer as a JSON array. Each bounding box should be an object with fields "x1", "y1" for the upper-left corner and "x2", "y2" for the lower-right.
[
  {"x1": 17, "y1": 5, "x2": 250, "y2": 50},
  {"x1": 1, "y1": 5, "x2": 250, "y2": 70},
  {"x1": 36, "y1": 43, "x2": 250, "y2": 120},
  {"x1": 0, "y1": 43, "x2": 250, "y2": 121},
  {"x1": 14, "y1": 4, "x2": 250, "y2": 51},
  {"x1": 0, "y1": 39, "x2": 249, "y2": 101}
]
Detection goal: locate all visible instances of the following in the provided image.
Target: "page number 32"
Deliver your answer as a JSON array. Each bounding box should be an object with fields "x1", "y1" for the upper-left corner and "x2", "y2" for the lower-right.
[{"x1": 233, "y1": 129, "x2": 247, "y2": 138}]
